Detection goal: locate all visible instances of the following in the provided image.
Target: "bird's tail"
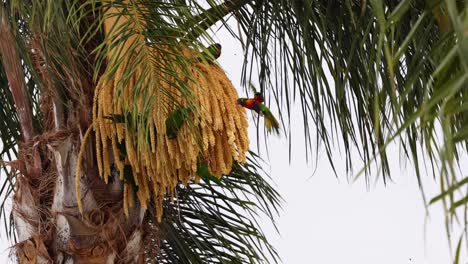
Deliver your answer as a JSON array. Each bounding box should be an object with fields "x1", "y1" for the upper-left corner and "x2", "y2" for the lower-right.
[{"x1": 264, "y1": 112, "x2": 280, "y2": 134}]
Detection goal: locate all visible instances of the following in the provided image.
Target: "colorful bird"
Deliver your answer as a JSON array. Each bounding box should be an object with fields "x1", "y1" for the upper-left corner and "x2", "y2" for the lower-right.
[
  {"x1": 253, "y1": 92, "x2": 264, "y2": 103},
  {"x1": 236, "y1": 93, "x2": 263, "y2": 113},
  {"x1": 237, "y1": 92, "x2": 280, "y2": 134}
]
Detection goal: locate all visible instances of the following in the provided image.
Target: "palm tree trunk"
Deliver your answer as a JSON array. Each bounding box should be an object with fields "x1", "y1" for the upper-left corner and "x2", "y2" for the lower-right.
[
  {"x1": 46, "y1": 136, "x2": 145, "y2": 263},
  {"x1": 11, "y1": 119, "x2": 146, "y2": 263},
  {"x1": 1, "y1": 6, "x2": 146, "y2": 263},
  {"x1": 13, "y1": 136, "x2": 145, "y2": 263}
]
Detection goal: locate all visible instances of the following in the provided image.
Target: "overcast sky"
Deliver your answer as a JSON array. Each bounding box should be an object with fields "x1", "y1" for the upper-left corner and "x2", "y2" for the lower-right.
[
  {"x1": 214, "y1": 22, "x2": 461, "y2": 264},
  {"x1": 0, "y1": 18, "x2": 465, "y2": 264}
]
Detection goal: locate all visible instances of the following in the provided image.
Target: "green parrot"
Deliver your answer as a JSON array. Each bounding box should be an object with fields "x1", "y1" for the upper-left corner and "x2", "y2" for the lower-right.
[
  {"x1": 104, "y1": 112, "x2": 133, "y2": 124},
  {"x1": 105, "y1": 106, "x2": 193, "y2": 140},
  {"x1": 194, "y1": 43, "x2": 222, "y2": 63},
  {"x1": 196, "y1": 161, "x2": 222, "y2": 185},
  {"x1": 165, "y1": 106, "x2": 193, "y2": 139},
  {"x1": 104, "y1": 113, "x2": 145, "y2": 132},
  {"x1": 123, "y1": 164, "x2": 139, "y2": 193}
]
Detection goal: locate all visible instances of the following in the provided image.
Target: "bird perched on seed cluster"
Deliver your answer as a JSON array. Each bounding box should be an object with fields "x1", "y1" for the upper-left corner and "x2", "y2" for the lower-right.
[{"x1": 194, "y1": 43, "x2": 222, "y2": 63}]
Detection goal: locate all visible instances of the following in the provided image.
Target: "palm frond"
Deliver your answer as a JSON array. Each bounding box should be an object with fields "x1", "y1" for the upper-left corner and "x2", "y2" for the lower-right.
[
  {"x1": 150, "y1": 152, "x2": 281, "y2": 264},
  {"x1": 1, "y1": 0, "x2": 466, "y2": 261},
  {"x1": 224, "y1": 0, "x2": 467, "y2": 257},
  {"x1": 228, "y1": 1, "x2": 428, "y2": 179},
  {"x1": 70, "y1": 0, "x2": 229, "y2": 151},
  {"x1": 6, "y1": 0, "x2": 99, "y2": 130},
  {"x1": 0, "y1": 57, "x2": 20, "y2": 242}
]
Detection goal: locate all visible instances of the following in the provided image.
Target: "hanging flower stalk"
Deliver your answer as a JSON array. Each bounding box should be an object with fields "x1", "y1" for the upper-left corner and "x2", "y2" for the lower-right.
[{"x1": 77, "y1": 2, "x2": 249, "y2": 221}]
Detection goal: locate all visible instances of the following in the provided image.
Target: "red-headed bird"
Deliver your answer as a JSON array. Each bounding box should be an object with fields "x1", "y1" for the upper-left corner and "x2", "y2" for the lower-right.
[{"x1": 237, "y1": 93, "x2": 280, "y2": 134}]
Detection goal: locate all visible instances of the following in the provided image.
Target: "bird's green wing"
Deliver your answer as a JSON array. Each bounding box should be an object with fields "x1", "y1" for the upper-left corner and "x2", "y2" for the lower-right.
[
  {"x1": 196, "y1": 162, "x2": 222, "y2": 185},
  {"x1": 104, "y1": 113, "x2": 131, "y2": 124},
  {"x1": 259, "y1": 104, "x2": 280, "y2": 134},
  {"x1": 104, "y1": 113, "x2": 148, "y2": 132},
  {"x1": 123, "y1": 165, "x2": 139, "y2": 193},
  {"x1": 166, "y1": 107, "x2": 193, "y2": 139}
]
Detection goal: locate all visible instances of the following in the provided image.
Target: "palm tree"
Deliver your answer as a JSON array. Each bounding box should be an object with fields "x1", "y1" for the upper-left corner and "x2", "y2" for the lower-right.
[{"x1": 0, "y1": 0, "x2": 466, "y2": 263}]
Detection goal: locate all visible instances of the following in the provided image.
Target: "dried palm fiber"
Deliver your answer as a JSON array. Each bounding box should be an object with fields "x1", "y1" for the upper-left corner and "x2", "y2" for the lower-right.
[{"x1": 76, "y1": 1, "x2": 249, "y2": 221}]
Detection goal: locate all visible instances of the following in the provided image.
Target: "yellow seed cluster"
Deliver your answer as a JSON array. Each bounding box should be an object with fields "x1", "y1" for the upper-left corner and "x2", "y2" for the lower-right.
[
  {"x1": 92, "y1": 53, "x2": 249, "y2": 221},
  {"x1": 78, "y1": 3, "x2": 250, "y2": 221}
]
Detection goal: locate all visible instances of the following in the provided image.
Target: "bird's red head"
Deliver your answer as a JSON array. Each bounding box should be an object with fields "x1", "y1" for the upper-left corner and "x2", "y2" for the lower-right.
[{"x1": 254, "y1": 93, "x2": 264, "y2": 103}]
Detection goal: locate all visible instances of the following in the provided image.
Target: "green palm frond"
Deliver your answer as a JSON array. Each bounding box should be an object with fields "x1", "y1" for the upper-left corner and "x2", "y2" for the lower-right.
[
  {"x1": 224, "y1": 0, "x2": 467, "y2": 255},
  {"x1": 4, "y1": 0, "x2": 88, "y2": 131},
  {"x1": 0, "y1": 61, "x2": 19, "y2": 242},
  {"x1": 71, "y1": 0, "x2": 224, "y2": 150},
  {"x1": 151, "y1": 152, "x2": 281, "y2": 264},
  {"x1": 229, "y1": 0, "x2": 428, "y2": 178},
  {"x1": 0, "y1": 0, "x2": 467, "y2": 261},
  {"x1": 199, "y1": 0, "x2": 466, "y2": 203}
]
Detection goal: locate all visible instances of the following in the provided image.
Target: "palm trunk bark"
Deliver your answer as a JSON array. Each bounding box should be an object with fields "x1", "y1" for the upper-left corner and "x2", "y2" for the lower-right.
[
  {"x1": 1, "y1": 5, "x2": 146, "y2": 263},
  {"x1": 13, "y1": 134, "x2": 145, "y2": 263},
  {"x1": 9, "y1": 95, "x2": 146, "y2": 263},
  {"x1": 46, "y1": 136, "x2": 145, "y2": 263}
]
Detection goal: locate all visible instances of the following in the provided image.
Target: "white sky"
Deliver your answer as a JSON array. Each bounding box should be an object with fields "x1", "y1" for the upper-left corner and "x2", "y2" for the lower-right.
[
  {"x1": 0, "y1": 18, "x2": 465, "y2": 264},
  {"x1": 214, "y1": 22, "x2": 462, "y2": 264},
  {"x1": 250, "y1": 129, "x2": 454, "y2": 264}
]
